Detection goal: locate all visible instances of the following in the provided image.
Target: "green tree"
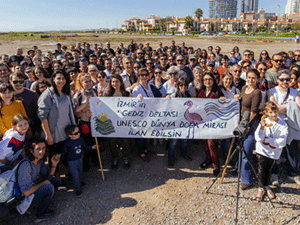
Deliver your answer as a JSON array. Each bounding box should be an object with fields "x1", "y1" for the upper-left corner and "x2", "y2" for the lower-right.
[
  {"x1": 136, "y1": 19, "x2": 141, "y2": 30},
  {"x1": 184, "y1": 15, "x2": 194, "y2": 29},
  {"x1": 194, "y1": 8, "x2": 203, "y2": 21},
  {"x1": 165, "y1": 16, "x2": 174, "y2": 32}
]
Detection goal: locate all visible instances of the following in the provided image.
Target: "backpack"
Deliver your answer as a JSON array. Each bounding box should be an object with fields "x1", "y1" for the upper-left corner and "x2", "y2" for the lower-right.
[{"x1": 0, "y1": 160, "x2": 28, "y2": 204}]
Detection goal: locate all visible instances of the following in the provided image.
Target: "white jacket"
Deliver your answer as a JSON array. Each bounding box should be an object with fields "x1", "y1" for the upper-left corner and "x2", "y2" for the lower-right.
[{"x1": 255, "y1": 117, "x2": 288, "y2": 160}]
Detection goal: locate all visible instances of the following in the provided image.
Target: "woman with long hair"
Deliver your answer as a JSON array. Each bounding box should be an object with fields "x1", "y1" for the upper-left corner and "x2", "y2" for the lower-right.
[
  {"x1": 30, "y1": 66, "x2": 50, "y2": 91},
  {"x1": 74, "y1": 73, "x2": 98, "y2": 171},
  {"x1": 198, "y1": 72, "x2": 226, "y2": 176},
  {"x1": 104, "y1": 74, "x2": 131, "y2": 170},
  {"x1": 258, "y1": 50, "x2": 272, "y2": 68},
  {"x1": 38, "y1": 70, "x2": 76, "y2": 177},
  {"x1": 17, "y1": 138, "x2": 61, "y2": 222},
  {"x1": 239, "y1": 69, "x2": 262, "y2": 190},
  {"x1": 0, "y1": 83, "x2": 27, "y2": 136}
]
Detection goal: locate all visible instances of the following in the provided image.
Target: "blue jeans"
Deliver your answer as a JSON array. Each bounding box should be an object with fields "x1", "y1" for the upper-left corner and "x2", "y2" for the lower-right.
[
  {"x1": 239, "y1": 119, "x2": 259, "y2": 186},
  {"x1": 68, "y1": 158, "x2": 83, "y2": 192},
  {"x1": 28, "y1": 183, "x2": 55, "y2": 217},
  {"x1": 166, "y1": 139, "x2": 187, "y2": 161}
]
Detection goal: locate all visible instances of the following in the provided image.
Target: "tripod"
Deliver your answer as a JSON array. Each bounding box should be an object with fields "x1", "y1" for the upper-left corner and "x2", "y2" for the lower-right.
[{"x1": 206, "y1": 137, "x2": 275, "y2": 225}]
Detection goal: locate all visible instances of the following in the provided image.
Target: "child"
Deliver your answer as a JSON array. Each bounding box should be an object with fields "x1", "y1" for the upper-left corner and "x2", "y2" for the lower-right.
[
  {"x1": 60, "y1": 125, "x2": 96, "y2": 196},
  {"x1": 0, "y1": 114, "x2": 29, "y2": 173},
  {"x1": 33, "y1": 49, "x2": 43, "y2": 66},
  {"x1": 254, "y1": 102, "x2": 288, "y2": 201}
]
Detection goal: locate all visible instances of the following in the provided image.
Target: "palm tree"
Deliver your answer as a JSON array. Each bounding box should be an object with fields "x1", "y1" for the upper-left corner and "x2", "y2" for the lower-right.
[
  {"x1": 194, "y1": 8, "x2": 203, "y2": 31},
  {"x1": 194, "y1": 8, "x2": 203, "y2": 21},
  {"x1": 165, "y1": 16, "x2": 174, "y2": 32}
]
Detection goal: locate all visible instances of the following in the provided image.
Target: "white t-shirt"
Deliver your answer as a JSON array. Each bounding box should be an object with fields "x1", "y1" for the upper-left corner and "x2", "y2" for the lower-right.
[
  {"x1": 255, "y1": 117, "x2": 288, "y2": 160},
  {"x1": 269, "y1": 87, "x2": 298, "y2": 119},
  {"x1": 132, "y1": 83, "x2": 154, "y2": 98},
  {"x1": 161, "y1": 82, "x2": 177, "y2": 96}
]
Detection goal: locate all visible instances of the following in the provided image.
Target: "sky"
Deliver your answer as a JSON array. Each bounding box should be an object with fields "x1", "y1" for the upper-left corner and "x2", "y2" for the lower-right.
[{"x1": 0, "y1": 0, "x2": 289, "y2": 32}]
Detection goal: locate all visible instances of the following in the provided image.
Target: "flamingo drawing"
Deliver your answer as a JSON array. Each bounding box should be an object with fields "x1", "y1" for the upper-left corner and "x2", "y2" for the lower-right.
[{"x1": 184, "y1": 100, "x2": 204, "y2": 138}]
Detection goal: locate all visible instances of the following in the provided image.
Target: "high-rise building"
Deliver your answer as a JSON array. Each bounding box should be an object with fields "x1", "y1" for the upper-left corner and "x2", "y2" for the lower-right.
[
  {"x1": 209, "y1": 0, "x2": 238, "y2": 19},
  {"x1": 241, "y1": 0, "x2": 259, "y2": 13},
  {"x1": 286, "y1": 0, "x2": 300, "y2": 15}
]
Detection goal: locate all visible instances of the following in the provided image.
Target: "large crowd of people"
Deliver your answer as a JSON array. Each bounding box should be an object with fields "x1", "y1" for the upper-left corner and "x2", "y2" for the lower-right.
[{"x1": 0, "y1": 40, "x2": 300, "y2": 222}]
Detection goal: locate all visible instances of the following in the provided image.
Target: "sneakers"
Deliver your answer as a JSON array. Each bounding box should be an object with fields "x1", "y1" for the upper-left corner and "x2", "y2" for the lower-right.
[
  {"x1": 34, "y1": 210, "x2": 57, "y2": 223},
  {"x1": 287, "y1": 175, "x2": 300, "y2": 185},
  {"x1": 266, "y1": 186, "x2": 275, "y2": 199},
  {"x1": 270, "y1": 174, "x2": 279, "y2": 186},
  {"x1": 256, "y1": 187, "x2": 265, "y2": 201},
  {"x1": 241, "y1": 182, "x2": 254, "y2": 190}
]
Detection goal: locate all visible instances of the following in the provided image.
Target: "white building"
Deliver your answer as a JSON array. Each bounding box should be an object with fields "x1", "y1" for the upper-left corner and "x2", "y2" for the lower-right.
[{"x1": 286, "y1": 0, "x2": 300, "y2": 15}]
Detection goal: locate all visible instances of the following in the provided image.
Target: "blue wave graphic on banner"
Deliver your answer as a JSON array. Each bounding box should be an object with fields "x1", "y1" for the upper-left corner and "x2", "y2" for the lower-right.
[{"x1": 204, "y1": 100, "x2": 239, "y2": 121}]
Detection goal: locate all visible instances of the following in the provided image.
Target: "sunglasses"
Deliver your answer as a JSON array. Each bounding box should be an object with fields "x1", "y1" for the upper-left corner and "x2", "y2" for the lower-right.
[
  {"x1": 71, "y1": 131, "x2": 80, "y2": 136},
  {"x1": 154, "y1": 71, "x2": 162, "y2": 75},
  {"x1": 98, "y1": 76, "x2": 106, "y2": 79},
  {"x1": 261, "y1": 53, "x2": 267, "y2": 55},
  {"x1": 12, "y1": 80, "x2": 24, "y2": 84},
  {"x1": 169, "y1": 72, "x2": 177, "y2": 76},
  {"x1": 179, "y1": 84, "x2": 188, "y2": 87},
  {"x1": 295, "y1": 55, "x2": 300, "y2": 57},
  {"x1": 200, "y1": 61, "x2": 206, "y2": 63},
  {"x1": 258, "y1": 68, "x2": 267, "y2": 71},
  {"x1": 233, "y1": 70, "x2": 242, "y2": 73},
  {"x1": 243, "y1": 65, "x2": 250, "y2": 68},
  {"x1": 140, "y1": 73, "x2": 148, "y2": 77},
  {"x1": 177, "y1": 60, "x2": 184, "y2": 62},
  {"x1": 274, "y1": 60, "x2": 283, "y2": 63},
  {"x1": 278, "y1": 78, "x2": 290, "y2": 82}
]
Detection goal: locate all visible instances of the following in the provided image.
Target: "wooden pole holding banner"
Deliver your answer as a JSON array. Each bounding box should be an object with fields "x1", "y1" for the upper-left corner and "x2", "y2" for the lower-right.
[
  {"x1": 220, "y1": 137, "x2": 235, "y2": 184},
  {"x1": 95, "y1": 138, "x2": 105, "y2": 181}
]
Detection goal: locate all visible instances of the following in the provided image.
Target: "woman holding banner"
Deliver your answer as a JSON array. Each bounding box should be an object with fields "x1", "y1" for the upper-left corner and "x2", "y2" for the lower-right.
[
  {"x1": 166, "y1": 77, "x2": 193, "y2": 167},
  {"x1": 197, "y1": 72, "x2": 225, "y2": 176},
  {"x1": 132, "y1": 68, "x2": 161, "y2": 162},
  {"x1": 104, "y1": 74, "x2": 131, "y2": 170}
]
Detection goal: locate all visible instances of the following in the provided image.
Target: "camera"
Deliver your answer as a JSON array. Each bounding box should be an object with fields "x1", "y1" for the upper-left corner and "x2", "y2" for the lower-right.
[{"x1": 233, "y1": 111, "x2": 250, "y2": 138}]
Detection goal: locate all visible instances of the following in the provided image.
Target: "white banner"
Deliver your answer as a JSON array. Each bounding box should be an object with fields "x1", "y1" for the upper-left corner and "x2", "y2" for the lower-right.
[{"x1": 90, "y1": 97, "x2": 240, "y2": 139}]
